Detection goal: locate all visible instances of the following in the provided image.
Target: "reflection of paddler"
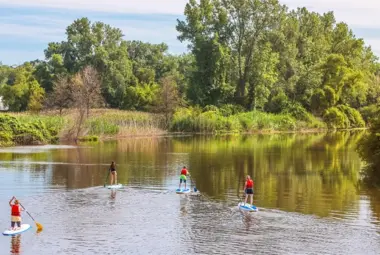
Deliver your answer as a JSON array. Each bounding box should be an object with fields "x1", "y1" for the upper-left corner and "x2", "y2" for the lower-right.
[
  {"x1": 10, "y1": 235, "x2": 21, "y2": 254},
  {"x1": 110, "y1": 189, "x2": 117, "y2": 199}
]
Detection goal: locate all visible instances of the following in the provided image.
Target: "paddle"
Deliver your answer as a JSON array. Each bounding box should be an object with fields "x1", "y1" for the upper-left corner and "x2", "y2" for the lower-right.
[
  {"x1": 103, "y1": 170, "x2": 110, "y2": 187},
  {"x1": 15, "y1": 198, "x2": 43, "y2": 232},
  {"x1": 189, "y1": 174, "x2": 197, "y2": 192}
]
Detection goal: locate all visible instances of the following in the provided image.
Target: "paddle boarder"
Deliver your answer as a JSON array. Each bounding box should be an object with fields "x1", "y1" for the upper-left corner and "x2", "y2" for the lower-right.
[
  {"x1": 9, "y1": 196, "x2": 23, "y2": 230},
  {"x1": 109, "y1": 161, "x2": 117, "y2": 186},
  {"x1": 179, "y1": 166, "x2": 190, "y2": 190},
  {"x1": 243, "y1": 175, "x2": 254, "y2": 205}
]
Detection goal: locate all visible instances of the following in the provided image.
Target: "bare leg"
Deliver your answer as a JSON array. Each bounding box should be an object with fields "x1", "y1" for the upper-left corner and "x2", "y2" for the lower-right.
[
  {"x1": 114, "y1": 172, "x2": 117, "y2": 185},
  {"x1": 110, "y1": 174, "x2": 113, "y2": 185},
  {"x1": 250, "y1": 194, "x2": 253, "y2": 205},
  {"x1": 244, "y1": 192, "x2": 248, "y2": 204},
  {"x1": 184, "y1": 180, "x2": 186, "y2": 189}
]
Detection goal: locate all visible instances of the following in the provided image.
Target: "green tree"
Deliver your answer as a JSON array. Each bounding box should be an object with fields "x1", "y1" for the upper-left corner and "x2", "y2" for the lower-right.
[
  {"x1": 42, "y1": 18, "x2": 135, "y2": 109},
  {"x1": 0, "y1": 63, "x2": 45, "y2": 112}
]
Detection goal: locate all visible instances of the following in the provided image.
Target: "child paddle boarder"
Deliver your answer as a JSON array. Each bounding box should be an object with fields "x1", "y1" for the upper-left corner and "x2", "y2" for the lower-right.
[
  {"x1": 243, "y1": 175, "x2": 254, "y2": 205},
  {"x1": 179, "y1": 166, "x2": 190, "y2": 190},
  {"x1": 109, "y1": 161, "x2": 117, "y2": 186},
  {"x1": 9, "y1": 196, "x2": 23, "y2": 230}
]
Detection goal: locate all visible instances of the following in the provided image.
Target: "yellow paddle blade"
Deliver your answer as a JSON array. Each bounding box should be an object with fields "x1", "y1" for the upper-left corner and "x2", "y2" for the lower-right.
[{"x1": 36, "y1": 222, "x2": 43, "y2": 231}]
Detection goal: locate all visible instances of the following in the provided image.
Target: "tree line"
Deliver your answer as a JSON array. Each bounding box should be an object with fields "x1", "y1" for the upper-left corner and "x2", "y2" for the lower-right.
[{"x1": 0, "y1": 0, "x2": 379, "y2": 129}]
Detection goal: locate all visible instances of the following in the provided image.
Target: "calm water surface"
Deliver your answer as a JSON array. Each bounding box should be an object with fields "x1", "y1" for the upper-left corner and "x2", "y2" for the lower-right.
[{"x1": 0, "y1": 132, "x2": 379, "y2": 255}]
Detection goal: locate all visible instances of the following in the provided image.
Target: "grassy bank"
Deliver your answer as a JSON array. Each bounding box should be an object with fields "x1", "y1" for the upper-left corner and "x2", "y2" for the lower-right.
[
  {"x1": 1, "y1": 106, "x2": 366, "y2": 146},
  {"x1": 170, "y1": 107, "x2": 326, "y2": 133},
  {"x1": 0, "y1": 109, "x2": 166, "y2": 146}
]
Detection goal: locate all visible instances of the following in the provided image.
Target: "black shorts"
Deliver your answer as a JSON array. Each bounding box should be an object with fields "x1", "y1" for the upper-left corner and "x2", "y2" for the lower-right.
[
  {"x1": 180, "y1": 179, "x2": 186, "y2": 183},
  {"x1": 245, "y1": 188, "x2": 253, "y2": 194},
  {"x1": 11, "y1": 221, "x2": 21, "y2": 228}
]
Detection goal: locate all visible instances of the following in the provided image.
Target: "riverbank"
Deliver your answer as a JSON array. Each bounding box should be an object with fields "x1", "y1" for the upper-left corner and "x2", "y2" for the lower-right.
[{"x1": 0, "y1": 107, "x2": 348, "y2": 147}]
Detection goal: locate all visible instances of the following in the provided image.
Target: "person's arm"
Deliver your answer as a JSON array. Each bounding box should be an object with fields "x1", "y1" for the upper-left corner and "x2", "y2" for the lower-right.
[{"x1": 9, "y1": 196, "x2": 14, "y2": 206}]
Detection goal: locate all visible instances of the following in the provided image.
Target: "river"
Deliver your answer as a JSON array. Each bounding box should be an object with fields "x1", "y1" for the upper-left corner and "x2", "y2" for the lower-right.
[{"x1": 0, "y1": 131, "x2": 379, "y2": 254}]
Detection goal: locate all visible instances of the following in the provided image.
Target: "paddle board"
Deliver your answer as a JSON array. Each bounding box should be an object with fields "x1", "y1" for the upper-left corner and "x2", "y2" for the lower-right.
[
  {"x1": 176, "y1": 188, "x2": 190, "y2": 194},
  {"x1": 2, "y1": 224, "x2": 31, "y2": 236},
  {"x1": 238, "y1": 202, "x2": 258, "y2": 212},
  {"x1": 106, "y1": 184, "x2": 123, "y2": 189}
]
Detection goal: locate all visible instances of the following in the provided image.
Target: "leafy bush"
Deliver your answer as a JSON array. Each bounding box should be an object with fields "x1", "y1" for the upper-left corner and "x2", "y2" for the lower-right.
[
  {"x1": 323, "y1": 107, "x2": 349, "y2": 129},
  {"x1": 266, "y1": 90, "x2": 289, "y2": 113},
  {"x1": 360, "y1": 104, "x2": 380, "y2": 123},
  {"x1": 0, "y1": 114, "x2": 61, "y2": 146},
  {"x1": 171, "y1": 108, "x2": 300, "y2": 133},
  {"x1": 337, "y1": 105, "x2": 365, "y2": 128},
  {"x1": 219, "y1": 104, "x2": 245, "y2": 117}
]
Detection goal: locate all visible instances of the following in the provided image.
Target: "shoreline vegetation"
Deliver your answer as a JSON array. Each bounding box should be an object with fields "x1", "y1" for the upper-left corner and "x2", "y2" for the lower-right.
[
  {"x1": 0, "y1": 107, "x2": 365, "y2": 147},
  {"x1": 1, "y1": 0, "x2": 380, "y2": 146}
]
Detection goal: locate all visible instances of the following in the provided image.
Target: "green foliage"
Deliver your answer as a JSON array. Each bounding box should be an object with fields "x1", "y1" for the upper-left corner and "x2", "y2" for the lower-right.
[
  {"x1": 123, "y1": 83, "x2": 160, "y2": 110},
  {"x1": 0, "y1": 114, "x2": 63, "y2": 146},
  {"x1": 170, "y1": 107, "x2": 319, "y2": 133},
  {"x1": 2, "y1": 0, "x2": 380, "y2": 136},
  {"x1": 86, "y1": 118, "x2": 119, "y2": 136},
  {"x1": 219, "y1": 104, "x2": 245, "y2": 116},
  {"x1": 323, "y1": 107, "x2": 349, "y2": 129},
  {"x1": 357, "y1": 118, "x2": 380, "y2": 187},
  {"x1": 0, "y1": 63, "x2": 45, "y2": 112},
  {"x1": 336, "y1": 105, "x2": 365, "y2": 128},
  {"x1": 266, "y1": 90, "x2": 289, "y2": 114},
  {"x1": 360, "y1": 104, "x2": 380, "y2": 123}
]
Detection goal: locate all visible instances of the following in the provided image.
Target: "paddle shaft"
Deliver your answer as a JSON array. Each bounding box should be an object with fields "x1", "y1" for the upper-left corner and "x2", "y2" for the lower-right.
[
  {"x1": 189, "y1": 175, "x2": 197, "y2": 190},
  {"x1": 19, "y1": 203, "x2": 36, "y2": 221},
  {"x1": 104, "y1": 170, "x2": 110, "y2": 186}
]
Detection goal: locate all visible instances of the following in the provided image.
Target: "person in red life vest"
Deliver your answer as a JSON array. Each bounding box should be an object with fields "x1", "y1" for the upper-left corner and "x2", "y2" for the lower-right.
[
  {"x1": 9, "y1": 196, "x2": 23, "y2": 230},
  {"x1": 179, "y1": 166, "x2": 190, "y2": 190},
  {"x1": 243, "y1": 175, "x2": 254, "y2": 205}
]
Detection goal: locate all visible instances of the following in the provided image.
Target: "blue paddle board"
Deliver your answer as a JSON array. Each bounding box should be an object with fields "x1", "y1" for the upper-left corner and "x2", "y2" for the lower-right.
[
  {"x1": 238, "y1": 202, "x2": 258, "y2": 212},
  {"x1": 3, "y1": 224, "x2": 31, "y2": 236},
  {"x1": 176, "y1": 188, "x2": 190, "y2": 194},
  {"x1": 106, "y1": 184, "x2": 122, "y2": 189}
]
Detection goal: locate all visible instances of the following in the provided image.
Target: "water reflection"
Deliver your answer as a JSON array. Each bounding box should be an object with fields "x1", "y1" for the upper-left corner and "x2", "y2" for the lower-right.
[
  {"x1": 0, "y1": 132, "x2": 379, "y2": 254},
  {"x1": 10, "y1": 235, "x2": 21, "y2": 254},
  {"x1": 0, "y1": 131, "x2": 378, "y2": 222}
]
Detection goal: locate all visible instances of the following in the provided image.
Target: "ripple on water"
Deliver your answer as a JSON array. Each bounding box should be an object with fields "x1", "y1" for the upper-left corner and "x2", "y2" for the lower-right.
[{"x1": 0, "y1": 187, "x2": 379, "y2": 255}]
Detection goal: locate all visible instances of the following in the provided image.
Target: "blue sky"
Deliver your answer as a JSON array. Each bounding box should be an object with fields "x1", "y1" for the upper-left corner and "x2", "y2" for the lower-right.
[{"x1": 0, "y1": 0, "x2": 379, "y2": 65}]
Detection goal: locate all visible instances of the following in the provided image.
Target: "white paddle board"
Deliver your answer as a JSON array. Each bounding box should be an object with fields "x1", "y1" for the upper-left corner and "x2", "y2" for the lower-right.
[
  {"x1": 238, "y1": 202, "x2": 258, "y2": 212},
  {"x1": 106, "y1": 184, "x2": 123, "y2": 189},
  {"x1": 3, "y1": 224, "x2": 31, "y2": 236},
  {"x1": 176, "y1": 188, "x2": 190, "y2": 194}
]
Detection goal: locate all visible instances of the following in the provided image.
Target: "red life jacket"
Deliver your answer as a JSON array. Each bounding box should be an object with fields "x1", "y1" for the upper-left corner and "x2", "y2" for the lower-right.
[
  {"x1": 11, "y1": 205, "x2": 20, "y2": 216},
  {"x1": 181, "y1": 168, "x2": 187, "y2": 175},
  {"x1": 246, "y1": 179, "x2": 254, "y2": 189}
]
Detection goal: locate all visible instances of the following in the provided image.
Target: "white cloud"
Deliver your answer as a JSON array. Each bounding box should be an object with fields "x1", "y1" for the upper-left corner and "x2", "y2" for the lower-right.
[{"x1": 0, "y1": 0, "x2": 188, "y2": 15}]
